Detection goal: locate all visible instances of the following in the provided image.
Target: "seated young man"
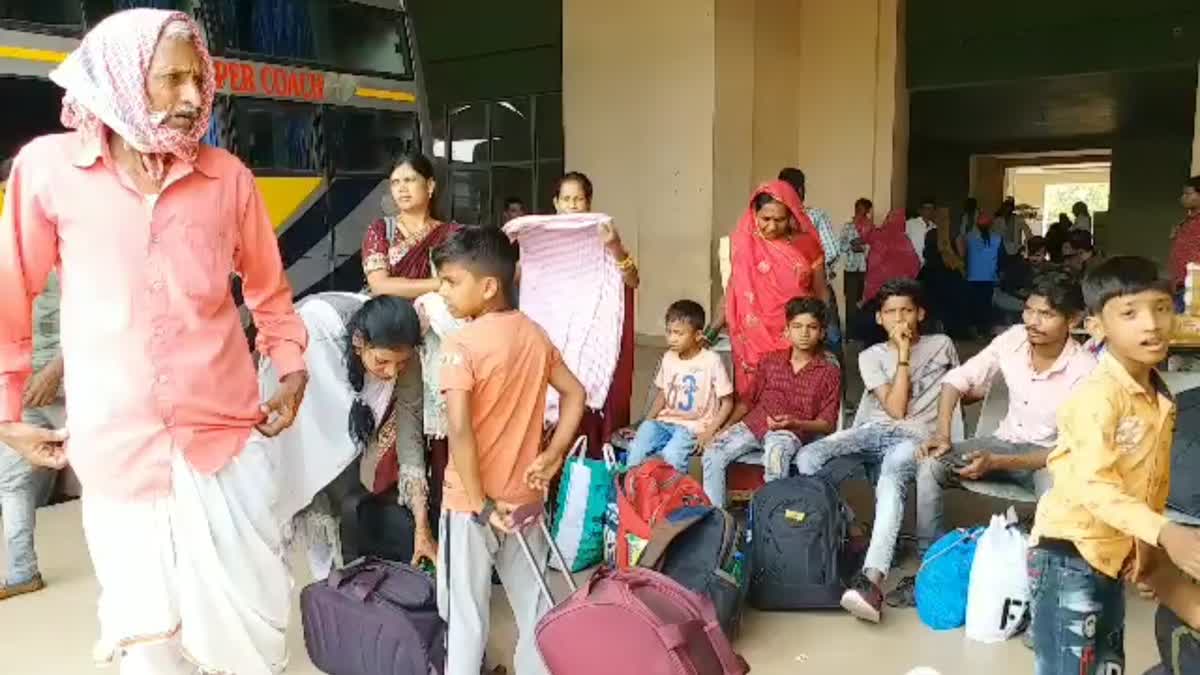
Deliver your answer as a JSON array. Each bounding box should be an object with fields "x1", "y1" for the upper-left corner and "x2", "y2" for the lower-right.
[
  {"x1": 889, "y1": 269, "x2": 1096, "y2": 607},
  {"x1": 789, "y1": 279, "x2": 959, "y2": 623},
  {"x1": 700, "y1": 297, "x2": 840, "y2": 507},
  {"x1": 626, "y1": 300, "x2": 734, "y2": 473}
]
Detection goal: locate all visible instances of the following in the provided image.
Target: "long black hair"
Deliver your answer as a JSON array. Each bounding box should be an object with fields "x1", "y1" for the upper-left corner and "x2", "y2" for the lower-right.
[{"x1": 344, "y1": 295, "x2": 422, "y2": 450}]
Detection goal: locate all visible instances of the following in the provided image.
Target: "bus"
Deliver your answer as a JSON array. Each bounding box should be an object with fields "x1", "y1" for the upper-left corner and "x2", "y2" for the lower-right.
[{"x1": 0, "y1": 0, "x2": 428, "y2": 298}]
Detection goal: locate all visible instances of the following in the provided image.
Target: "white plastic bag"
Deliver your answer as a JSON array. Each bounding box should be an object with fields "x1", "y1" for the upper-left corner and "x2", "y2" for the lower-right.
[{"x1": 964, "y1": 507, "x2": 1030, "y2": 643}]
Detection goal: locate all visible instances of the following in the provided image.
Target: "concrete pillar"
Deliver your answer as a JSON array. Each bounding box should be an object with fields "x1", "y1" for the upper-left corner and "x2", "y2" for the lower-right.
[
  {"x1": 1193, "y1": 62, "x2": 1200, "y2": 177},
  {"x1": 563, "y1": 0, "x2": 718, "y2": 331},
  {"x1": 564, "y1": 0, "x2": 905, "y2": 334},
  {"x1": 793, "y1": 0, "x2": 906, "y2": 221},
  {"x1": 712, "y1": 0, "x2": 758, "y2": 308}
]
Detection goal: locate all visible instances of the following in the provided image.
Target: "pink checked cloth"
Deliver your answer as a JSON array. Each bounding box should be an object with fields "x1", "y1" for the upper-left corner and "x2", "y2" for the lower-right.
[{"x1": 503, "y1": 213, "x2": 626, "y2": 425}]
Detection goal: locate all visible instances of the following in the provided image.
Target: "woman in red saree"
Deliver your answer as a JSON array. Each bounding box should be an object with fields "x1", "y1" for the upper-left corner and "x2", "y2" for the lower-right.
[
  {"x1": 361, "y1": 152, "x2": 456, "y2": 297},
  {"x1": 361, "y1": 152, "x2": 456, "y2": 512},
  {"x1": 861, "y1": 208, "x2": 921, "y2": 304},
  {"x1": 711, "y1": 180, "x2": 828, "y2": 400}
]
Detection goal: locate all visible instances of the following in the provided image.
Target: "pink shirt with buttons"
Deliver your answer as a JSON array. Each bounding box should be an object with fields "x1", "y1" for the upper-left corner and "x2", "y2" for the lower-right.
[
  {"x1": 942, "y1": 324, "x2": 1096, "y2": 447},
  {"x1": 0, "y1": 131, "x2": 307, "y2": 501}
]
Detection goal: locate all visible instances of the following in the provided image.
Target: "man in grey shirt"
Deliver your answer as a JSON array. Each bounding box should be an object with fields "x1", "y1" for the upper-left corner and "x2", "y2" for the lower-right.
[
  {"x1": 0, "y1": 272, "x2": 64, "y2": 600},
  {"x1": 788, "y1": 279, "x2": 958, "y2": 624}
]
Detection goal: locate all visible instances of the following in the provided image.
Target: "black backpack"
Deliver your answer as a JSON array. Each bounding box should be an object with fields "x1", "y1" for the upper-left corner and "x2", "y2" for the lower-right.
[
  {"x1": 636, "y1": 506, "x2": 748, "y2": 638},
  {"x1": 748, "y1": 475, "x2": 849, "y2": 610},
  {"x1": 1169, "y1": 387, "x2": 1200, "y2": 519}
]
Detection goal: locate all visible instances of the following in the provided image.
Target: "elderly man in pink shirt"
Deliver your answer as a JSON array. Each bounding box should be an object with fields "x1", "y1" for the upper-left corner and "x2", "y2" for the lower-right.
[
  {"x1": 913, "y1": 268, "x2": 1095, "y2": 553},
  {"x1": 0, "y1": 10, "x2": 307, "y2": 675}
]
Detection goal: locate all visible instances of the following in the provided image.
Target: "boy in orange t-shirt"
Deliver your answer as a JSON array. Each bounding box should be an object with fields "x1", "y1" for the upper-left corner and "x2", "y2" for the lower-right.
[{"x1": 432, "y1": 226, "x2": 586, "y2": 675}]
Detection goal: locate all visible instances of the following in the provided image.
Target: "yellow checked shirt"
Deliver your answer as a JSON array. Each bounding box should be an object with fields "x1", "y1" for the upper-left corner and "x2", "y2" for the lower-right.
[{"x1": 1031, "y1": 353, "x2": 1176, "y2": 579}]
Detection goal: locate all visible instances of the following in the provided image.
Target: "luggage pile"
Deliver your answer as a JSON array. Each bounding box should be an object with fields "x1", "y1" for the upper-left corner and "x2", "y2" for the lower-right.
[{"x1": 299, "y1": 457, "x2": 864, "y2": 674}]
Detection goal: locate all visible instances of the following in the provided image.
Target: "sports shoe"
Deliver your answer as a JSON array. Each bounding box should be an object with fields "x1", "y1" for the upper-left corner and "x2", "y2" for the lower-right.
[
  {"x1": 840, "y1": 572, "x2": 883, "y2": 623},
  {"x1": 0, "y1": 574, "x2": 45, "y2": 601},
  {"x1": 885, "y1": 574, "x2": 917, "y2": 608}
]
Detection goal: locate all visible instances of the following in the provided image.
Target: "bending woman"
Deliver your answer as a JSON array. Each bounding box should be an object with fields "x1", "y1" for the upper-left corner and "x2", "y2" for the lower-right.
[
  {"x1": 265, "y1": 293, "x2": 434, "y2": 577},
  {"x1": 709, "y1": 180, "x2": 828, "y2": 399}
]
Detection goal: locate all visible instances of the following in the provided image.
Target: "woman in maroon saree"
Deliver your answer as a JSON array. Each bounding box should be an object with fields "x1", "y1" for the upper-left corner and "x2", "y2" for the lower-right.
[
  {"x1": 361, "y1": 152, "x2": 456, "y2": 513},
  {"x1": 553, "y1": 172, "x2": 639, "y2": 457},
  {"x1": 362, "y1": 152, "x2": 455, "y2": 297}
]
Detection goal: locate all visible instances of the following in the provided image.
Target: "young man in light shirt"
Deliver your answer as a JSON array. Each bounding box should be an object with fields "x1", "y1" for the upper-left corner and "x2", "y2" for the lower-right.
[
  {"x1": 886, "y1": 270, "x2": 1096, "y2": 607},
  {"x1": 905, "y1": 197, "x2": 937, "y2": 266}
]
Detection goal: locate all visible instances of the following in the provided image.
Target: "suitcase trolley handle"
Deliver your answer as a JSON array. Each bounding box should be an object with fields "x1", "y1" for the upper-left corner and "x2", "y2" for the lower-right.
[{"x1": 512, "y1": 503, "x2": 578, "y2": 607}]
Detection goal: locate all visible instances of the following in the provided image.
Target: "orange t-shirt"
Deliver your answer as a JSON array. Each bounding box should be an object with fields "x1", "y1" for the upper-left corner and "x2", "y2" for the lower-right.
[{"x1": 439, "y1": 310, "x2": 563, "y2": 513}]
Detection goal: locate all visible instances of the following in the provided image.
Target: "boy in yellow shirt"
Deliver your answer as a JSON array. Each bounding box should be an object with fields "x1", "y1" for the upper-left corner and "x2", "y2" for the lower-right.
[{"x1": 1028, "y1": 256, "x2": 1200, "y2": 675}]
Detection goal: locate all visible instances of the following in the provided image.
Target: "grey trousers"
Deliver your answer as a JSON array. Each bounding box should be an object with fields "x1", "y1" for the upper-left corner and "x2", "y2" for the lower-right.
[
  {"x1": 437, "y1": 510, "x2": 551, "y2": 675},
  {"x1": 916, "y1": 435, "x2": 1051, "y2": 552}
]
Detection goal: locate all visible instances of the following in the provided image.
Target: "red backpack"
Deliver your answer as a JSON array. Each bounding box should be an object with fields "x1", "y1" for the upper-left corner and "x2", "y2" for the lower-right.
[{"x1": 615, "y1": 459, "x2": 711, "y2": 569}]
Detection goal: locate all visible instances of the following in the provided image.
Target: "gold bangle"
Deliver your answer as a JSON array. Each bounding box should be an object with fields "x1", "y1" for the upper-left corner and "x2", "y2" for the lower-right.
[{"x1": 616, "y1": 255, "x2": 636, "y2": 271}]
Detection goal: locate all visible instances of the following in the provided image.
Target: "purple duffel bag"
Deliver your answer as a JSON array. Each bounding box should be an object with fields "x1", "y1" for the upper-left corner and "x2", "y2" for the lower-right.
[{"x1": 301, "y1": 557, "x2": 446, "y2": 675}]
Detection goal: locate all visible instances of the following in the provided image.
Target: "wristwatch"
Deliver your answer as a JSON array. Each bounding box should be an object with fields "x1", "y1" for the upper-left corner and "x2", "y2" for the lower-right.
[{"x1": 473, "y1": 498, "x2": 497, "y2": 526}]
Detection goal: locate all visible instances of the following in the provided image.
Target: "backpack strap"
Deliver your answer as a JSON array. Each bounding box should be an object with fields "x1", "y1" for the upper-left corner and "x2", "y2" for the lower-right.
[
  {"x1": 383, "y1": 215, "x2": 398, "y2": 243},
  {"x1": 635, "y1": 511, "x2": 709, "y2": 571},
  {"x1": 337, "y1": 484, "x2": 373, "y2": 561}
]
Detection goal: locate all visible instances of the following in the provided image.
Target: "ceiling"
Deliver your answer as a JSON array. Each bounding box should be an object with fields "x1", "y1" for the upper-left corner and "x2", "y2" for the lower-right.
[
  {"x1": 907, "y1": 0, "x2": 1200, "y2": 90},
  {"x1": 909, "y1": 66, "x2": 1197, "y2": 146}
]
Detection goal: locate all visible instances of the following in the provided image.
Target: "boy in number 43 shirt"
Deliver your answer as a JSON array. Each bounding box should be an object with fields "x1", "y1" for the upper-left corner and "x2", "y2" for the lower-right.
[{"x1": 626, "y1": 300, "x2": 734, "y2": 474}]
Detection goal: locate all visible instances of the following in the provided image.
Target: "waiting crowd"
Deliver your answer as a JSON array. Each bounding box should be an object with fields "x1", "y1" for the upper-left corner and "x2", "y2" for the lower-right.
[{"x1": 2, "y1": 8, "x2": 1200, "y2": 675}]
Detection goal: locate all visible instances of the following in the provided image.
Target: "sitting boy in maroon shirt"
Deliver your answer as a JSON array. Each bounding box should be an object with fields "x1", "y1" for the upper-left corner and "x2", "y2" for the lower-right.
[{"x1": 700, "y1": 297, "x2": 841, "y2": 507}]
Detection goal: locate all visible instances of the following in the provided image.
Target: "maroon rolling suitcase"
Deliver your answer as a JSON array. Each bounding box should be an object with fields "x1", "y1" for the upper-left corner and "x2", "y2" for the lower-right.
[
  {"x1": 300, "y1": 557, "x2": 446, "y2": 675},
  {"x1": 512, "y1": 505, "x2": 750, "y2": 675}
]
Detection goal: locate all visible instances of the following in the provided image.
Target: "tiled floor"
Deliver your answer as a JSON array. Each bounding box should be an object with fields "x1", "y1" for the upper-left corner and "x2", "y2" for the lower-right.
[
  {"x1": 0, "y1": 500, "x2": 1163, "y2": 675},
  {"x1": 0, "y1": 340, "x2": 1167, "y2": 673}
]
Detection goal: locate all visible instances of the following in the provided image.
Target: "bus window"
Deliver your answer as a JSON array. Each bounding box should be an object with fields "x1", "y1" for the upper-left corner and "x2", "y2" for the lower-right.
[
  {"x1": 231, "y1": 98, "x2": 319, "y2": 173},
  {"x1": 81, "y1": 0, "x2": 189, "y2": 28},
  {"x1": 0, "y1": 0, "x2": 82, "y2": 32},
  {"x1": 212, "y1": 0, "x2": 412, "y2": 79},
  {"x1": 326, "y1": 107, "x2": 418, "y2": 174},
  {"x1": 0, "y1": 77, "x2": 65, "y2": 160}
]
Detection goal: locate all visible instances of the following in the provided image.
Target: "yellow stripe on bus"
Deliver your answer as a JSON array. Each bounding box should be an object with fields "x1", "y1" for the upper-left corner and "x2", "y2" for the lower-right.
[
  {"x1": 0, "y1": 45, "x2": 68, "y2": 64},
  {"x1": 355, "y1": 87, "x2": 416, "y2": 103},
  {"x1": 254, "y1": 176, "x2": 323, "y2": 231}
]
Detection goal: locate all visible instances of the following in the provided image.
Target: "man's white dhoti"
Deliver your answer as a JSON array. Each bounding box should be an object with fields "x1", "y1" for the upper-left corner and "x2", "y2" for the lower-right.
[{"x1": 82, "y1": 435, "x2": 290, "y2": 675}]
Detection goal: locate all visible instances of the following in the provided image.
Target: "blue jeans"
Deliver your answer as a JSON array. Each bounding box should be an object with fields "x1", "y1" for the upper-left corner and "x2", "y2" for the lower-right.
[
  {"x1": 626, "y1": 420, "x2": 697, "y2": 474},
  {"x1": 1028, "y1": 546, "x2": 1125, "y2": 675},
  {"x1": 700, "y1": 422, "x2": 802, "y2": 508},
  {"x1": 0, "y1": 402, "x2": 60, "y2": 585},
  {"x1": 793, "y1": 422, "x2": 921, "y2": 576}
]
